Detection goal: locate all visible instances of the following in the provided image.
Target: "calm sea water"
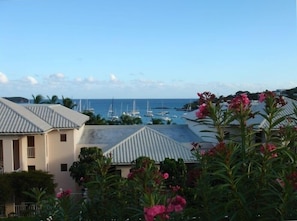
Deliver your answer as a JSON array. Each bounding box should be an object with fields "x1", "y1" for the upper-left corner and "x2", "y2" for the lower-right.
[{"x1": 73, "y1": 98, "x2": 197, "y2": 125}]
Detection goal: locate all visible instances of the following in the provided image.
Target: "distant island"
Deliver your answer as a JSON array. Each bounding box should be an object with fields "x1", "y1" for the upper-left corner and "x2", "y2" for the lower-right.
[{"x1": 4, "y1": 97, "x2": 29, "y2": 103}]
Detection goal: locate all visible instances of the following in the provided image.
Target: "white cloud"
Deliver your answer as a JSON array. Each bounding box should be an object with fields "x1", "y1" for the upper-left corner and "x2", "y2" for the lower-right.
[
  {"x1": 0, "y1": 72, "x2": 8, "y2": 84},
  {"x1": 87, "y1": 77, "x2": 95, "y2": 83},
  {"x1": 110, "y1": 73, "x2": 118, "y2": 82},
  {"x1": 49, "y1": 73, "x2": 65, "y2": 80},
  {"x1": 26, "y1": 76, "x2": 38, "y2": 85}
]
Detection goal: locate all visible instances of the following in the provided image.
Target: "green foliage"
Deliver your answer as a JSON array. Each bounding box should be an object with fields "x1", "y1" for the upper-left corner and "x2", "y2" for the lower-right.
[
  {"x1": 0, "y1": 174, "x2": 13, "y2": 203},
  {"x1": 1, "y1": 171, "x2": 55, "y2": 203},
  {"x1": 1, "y1": 218, "x2": 35, "y2": 221},
  {"x1": 69, "y1": 147, "x2": 111, "y2": 185},
  {"x1": 61, "y1": 96, "x2": 77, "y2": 109},
  {"x1": 190, "y1": 91, "x2": 297, "y2": 220},
  {"x1": 120, "y1": 114, "x2": 143, "y2": 125},
  {"x1": 160, "y1": 158, "x2": 187, "y2": 188},
  {"x1": 36, "y1": 193, "x2": 84, "y2": 221},
  {"x1": 83, "y1": 111, "x2": 107, "y2": 125}
]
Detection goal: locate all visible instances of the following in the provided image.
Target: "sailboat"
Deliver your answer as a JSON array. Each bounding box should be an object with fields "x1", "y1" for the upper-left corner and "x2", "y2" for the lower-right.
[
  {"x1": 144, "y1": 100, "x2": 154, "y2": 117},
  {"x1": 129, "y1": 100, "x2": 141, "y2": 118},
  {"x1": 107, "y1": 99, "x2": 119, "y2": 121}
]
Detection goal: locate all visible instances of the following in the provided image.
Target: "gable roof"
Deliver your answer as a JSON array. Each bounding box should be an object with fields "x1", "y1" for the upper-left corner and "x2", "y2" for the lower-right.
[
  {"x1": 104, "y1": 126, "x2": 197, "y2": 164},
  {"x1": 79, "y1": 125, "x2": 201, "y2": 164},
  {"x1": 24, "y1": 104, "x2": 89, "y2": 129},
  {"x1": 0, "y1": 97, "x2": 52, "y2": 134},
  {"x1": 0, "y1": 98, "x2": 89, "y2": 134}
]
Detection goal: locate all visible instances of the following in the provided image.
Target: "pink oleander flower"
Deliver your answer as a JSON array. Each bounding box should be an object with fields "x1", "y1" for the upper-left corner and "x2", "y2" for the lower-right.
[
  {"x1": 170, "y1": 185, "x2": 181, "y2": 192},
  {"x1": 228, "y1": 93, "x2": 250, "y2": 112},
  {"x1": 259, "y1": 93, "x2": 266, "y2": 103},
  {"x1": 196, "y1": 103, "x2": 208, "y2": 119},
  {"x1": 56, "y1": 189, "x2": 71, "y2": 199},
  {"x1": 144, "y1": 205, "x2": 167, "y2": 221},
  {"x1": 166, "y1": 195, "x2": 186, "y2": 213},
  {"x1": 260, "y1": 143, "x2": 278, "y2": 158},
  {"x1": 163, "y1": 173, "x2": 169, "y2": 180},
  {"x1": 259, "y1": 91, "x2": 286, "y2": 107},
  {"x1": 197, "y1": 91, "x2": 216, "y2": 105}
]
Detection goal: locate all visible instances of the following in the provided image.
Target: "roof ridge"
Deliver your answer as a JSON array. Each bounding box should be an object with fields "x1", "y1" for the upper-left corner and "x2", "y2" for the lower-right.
[
  {"x1": 104, "y1": 126, "x2": 190, "y2": 155},
  {"x1": 0, "y1": 98, "x2": 52, "y2": 133}
]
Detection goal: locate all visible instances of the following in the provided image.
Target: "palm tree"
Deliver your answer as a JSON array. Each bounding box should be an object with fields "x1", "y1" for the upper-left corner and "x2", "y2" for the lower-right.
[
  {"x1": 32, "y1": 94, "x2": 44, "y2": 104},
  {"x1": 46, "y1": 95, "x2": 60, "y2": 104},
  {"x1": 62, "y1": 96, "x2": 77, "y2": 109}
]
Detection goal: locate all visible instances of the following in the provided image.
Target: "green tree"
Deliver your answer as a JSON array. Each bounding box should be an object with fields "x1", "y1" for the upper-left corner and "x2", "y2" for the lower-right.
[
  {"x1": 83, "y1": 111, "x2": 107, "y2": 125},
  {"x1": 32, "y1": 94, "x2": 44, "y2": 104},
  {"x1": 69, "y1": 147, "x2": 111, "y2": 185},
  {"x1": 46, "y1": 95, "x2": 60, "y2": 104},
  {"x1": 61, "y1": 96, "x2": 77, "y2": 109}
]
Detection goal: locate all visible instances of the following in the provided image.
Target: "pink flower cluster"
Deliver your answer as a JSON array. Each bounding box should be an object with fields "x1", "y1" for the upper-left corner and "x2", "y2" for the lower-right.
[
  {"x1": 197, "y1": 92, "x2": 216, "y2": 105},
  {"x1": 196, "y1": 103, "x2": 209, "y2": 119},
  {"x1": 259, "y1": 91, "x2": 286, "y2": 107},
  {"x1": 144, "y1": 195, "x2": 186, "y2": 221},
  {"x1": 228, "y1": 93, "x2": 250, "y2": 112},
  {"x1": 260, "y1": 143, "x2": 278, "y2": 158},
  {"x1": 56, "y1": 189, "x2": 71, "y2": 199},
  {"x1": 144, "y1": 205, "x2": 168, "y2": 221}
]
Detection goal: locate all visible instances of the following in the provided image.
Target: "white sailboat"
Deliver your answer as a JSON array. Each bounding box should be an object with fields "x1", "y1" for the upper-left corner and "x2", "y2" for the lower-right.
[
  {"x1": 129, "y1": 100, "x2": 141, "y2": 118},
  {"x1": 144, "y1": 100, "x2": 154, "y2": 117},
  {"x1": 107, "y1": 99, "x2": 119, "y2": 121}
]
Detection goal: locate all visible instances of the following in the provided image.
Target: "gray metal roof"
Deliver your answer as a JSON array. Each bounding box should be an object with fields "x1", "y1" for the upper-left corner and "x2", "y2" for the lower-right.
[
  {"x1": 105, "y1": 126, "x2": 196, "y2": 164},
  {"x1": 183, "y1": 97, "x2": 297, "y2": 130},
  {"x1": 0, "y1": 97, "x2": 89, "y2": 134},
  {"x1": 0, "y1": 97, "x2": 52, "y2": 134},
  {"x1": 79, "y1": 125, "x2": 200, "y2": 164},
  {"x1": 24, "y1": 104, "x2": 89, "y2": 129}
]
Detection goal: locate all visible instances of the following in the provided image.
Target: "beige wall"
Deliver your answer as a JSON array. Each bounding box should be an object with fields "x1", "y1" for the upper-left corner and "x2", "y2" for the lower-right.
[{"x1": 47, "y1": 129, "x2": 77, "y2": 193}]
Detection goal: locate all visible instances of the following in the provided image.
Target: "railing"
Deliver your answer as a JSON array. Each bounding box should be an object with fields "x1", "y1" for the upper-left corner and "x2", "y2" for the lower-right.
[
  {"x1": 14, "y1": 203, "x2": 37, "y2": 217},
  {"x1": 27, "y1": 147, "x2": 35, "y2": 158}
]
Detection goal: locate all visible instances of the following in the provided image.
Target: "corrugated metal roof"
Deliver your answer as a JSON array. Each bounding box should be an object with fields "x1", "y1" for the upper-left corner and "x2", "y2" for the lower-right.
[
  {"x1": 24, "y1": 104, "x2": 89, "y2": 129},
  {"x1": 103, "y1": 126, "x2": 197, "y2": 164},
  {"x1": 79, "y1": 125, "x2": 203, "y2": 151},
  {"x1": 183, "y1": 97, "x2": 297, "y2": 130},
  {"x1": 256, "y1": 97, "x2": 297, "y2": 129},
  {"x1": 0, "y1": 98, "x2": 52, "y2": 134}
]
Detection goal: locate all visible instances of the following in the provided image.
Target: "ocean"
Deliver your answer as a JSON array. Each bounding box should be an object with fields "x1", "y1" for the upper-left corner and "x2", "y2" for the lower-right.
[{"x1": 72, "y1": 98, "x2": 197, "y2": 125}]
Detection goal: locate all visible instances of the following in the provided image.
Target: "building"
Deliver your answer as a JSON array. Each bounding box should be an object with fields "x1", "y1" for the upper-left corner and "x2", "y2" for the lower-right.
[
  {"x1": 0, "y1": 97, "x2": 89, "y2": 193},
  {"x1": 0, "y1": 97, "x2": 202, "y2": 196}
]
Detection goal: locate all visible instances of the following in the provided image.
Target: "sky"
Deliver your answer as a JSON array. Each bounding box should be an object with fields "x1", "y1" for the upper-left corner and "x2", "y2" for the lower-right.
[{"x1": 0, "y1": 0, "x2": 296, "y2": 99}]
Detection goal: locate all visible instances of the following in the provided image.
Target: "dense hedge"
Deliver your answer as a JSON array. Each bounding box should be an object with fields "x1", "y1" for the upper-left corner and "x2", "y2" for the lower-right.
[{"x1": 0, "y1": 170, "x2": 56, "y2": 203}]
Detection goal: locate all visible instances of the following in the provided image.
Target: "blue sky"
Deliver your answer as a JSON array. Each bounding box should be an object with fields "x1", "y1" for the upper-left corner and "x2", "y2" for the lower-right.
[{"x1": 0, "y1": 0, "x2": 296, "y2": 99}]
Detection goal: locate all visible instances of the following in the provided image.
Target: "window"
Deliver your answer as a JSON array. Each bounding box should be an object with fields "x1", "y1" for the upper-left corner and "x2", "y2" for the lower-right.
[
  {"x1": 61, "y1": 164, "x2": 68, "y2": 171},
  {"x1": 13, "y1": 140, "x2": 20, "y2": 171},
  {"x1": 28, "y1": 165, "x2": 36, "y2": 171},
  {"x1": 60, "y1": 134, "x2": 67, "y2": 142},
  {"x1": 27, "y1": 136, "x2": 35, "y2": 158}
]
